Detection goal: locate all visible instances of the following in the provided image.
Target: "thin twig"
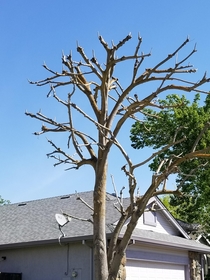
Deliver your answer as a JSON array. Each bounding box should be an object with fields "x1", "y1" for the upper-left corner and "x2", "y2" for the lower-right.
[
  {"x1": 75, "y1": 192, "x2": 94, "y2": 211},
  {"x1": 110, "y1": 175, "x2": 125, "y2": 213},
  {"x1": 133, "y1": 136, "x2": 187, "y2": 169},
  {"x1": 191, "y1": 122, "x2": 210, "y2": 152},
  {"x1": 62, "y1": 212, "x2": 93, "y2": 224}
]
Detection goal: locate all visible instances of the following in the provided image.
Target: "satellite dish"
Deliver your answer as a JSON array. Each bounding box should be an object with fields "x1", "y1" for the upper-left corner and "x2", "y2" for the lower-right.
[{"x1": 55, "y1": 213, "x2": 68, "y2": 226}]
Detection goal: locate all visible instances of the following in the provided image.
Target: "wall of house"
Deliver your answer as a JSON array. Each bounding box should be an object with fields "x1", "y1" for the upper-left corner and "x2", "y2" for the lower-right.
[
  {"x1": 126, "y1": 243, "x2": 190, "y2": 280},
  {"x1": 0, "y1": 242, "x2": 93, "y2": 280},
  {"x1": 135, "y1": 198, "x2": 180, "y2": 236},
  {"x1": 136, "y1": 210, "x2": 180, "y2": 235}
]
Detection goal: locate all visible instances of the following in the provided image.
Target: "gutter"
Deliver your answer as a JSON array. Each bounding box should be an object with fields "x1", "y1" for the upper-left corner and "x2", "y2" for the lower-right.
[
  {"x1": 125, "y1": 233, "x2": 210, "y2": 254},
  {"x1": 0, "y1": 234, "x2": 96, "y2": 250}
]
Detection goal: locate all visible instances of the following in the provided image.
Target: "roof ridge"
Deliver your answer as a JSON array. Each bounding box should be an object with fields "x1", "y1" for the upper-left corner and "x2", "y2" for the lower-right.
[{"x1": 5, "y1": 190, "x2": 94, "y2": 206}]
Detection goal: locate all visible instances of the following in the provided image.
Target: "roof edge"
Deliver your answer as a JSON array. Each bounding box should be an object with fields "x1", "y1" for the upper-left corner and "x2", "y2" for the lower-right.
[
  {"x1": 155, "y1": 197, "x2": 190, "y2": 239},
  {"x1": 0, "y1": 234, "x2": 98, "y2": 250},
  {"x1": 127, "y1": 233, "x2": 210, "y2": 254}
]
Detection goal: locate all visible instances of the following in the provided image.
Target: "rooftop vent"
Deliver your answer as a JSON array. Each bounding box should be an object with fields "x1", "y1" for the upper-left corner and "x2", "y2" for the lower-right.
[
  {"x1": 18, "y1": 203, "x2": 27, "y2": 206},
  {"x1": 60, "y1": 195, "x2": 70, "y2": 200}
]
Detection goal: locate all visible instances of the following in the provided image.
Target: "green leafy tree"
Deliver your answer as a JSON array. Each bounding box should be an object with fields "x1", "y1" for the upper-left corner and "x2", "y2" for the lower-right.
[
  {"x1": 26, "y1": 34, "x2": 210, "y2": 280},
  {"x1": 130, "y1": 94, "x2": 210, "y2": 232},
  {"x1": 0, "y1": 196, "x2": 10, "y2": 205},
  {"x1": 160, "y1": 195, "x2": 180, "y2": 219}
]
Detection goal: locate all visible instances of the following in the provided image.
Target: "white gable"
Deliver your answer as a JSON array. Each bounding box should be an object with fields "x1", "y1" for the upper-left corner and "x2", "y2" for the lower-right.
[
  {"x1": 136, "y1": 208, "x2": 180, "y2": 235},
  {"x1": 135, "y1": 197, "x2": 185, "y2": 236},
  {"x1": 120, "y1": 197, "x2": 188, "y2": 238}
]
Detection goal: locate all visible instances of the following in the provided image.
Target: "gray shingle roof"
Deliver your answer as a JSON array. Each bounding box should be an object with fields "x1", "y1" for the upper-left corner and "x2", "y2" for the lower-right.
[
  {"x1": 0, "y1": 191, "x2": 120, "y2": 248},
  {"x1": 1, "y1": 191, "x2": 210, "y2": 254}
]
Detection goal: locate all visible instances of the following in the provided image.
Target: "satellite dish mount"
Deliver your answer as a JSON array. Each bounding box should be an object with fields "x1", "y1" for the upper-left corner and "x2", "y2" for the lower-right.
[{"x1": 55, "y1": 213, "x2": 71, "y2": 244}]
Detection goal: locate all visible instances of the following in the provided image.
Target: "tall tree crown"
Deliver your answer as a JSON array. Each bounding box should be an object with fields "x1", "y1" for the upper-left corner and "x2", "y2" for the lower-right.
[{"x1": 26, "y1": 34, "x2": 210, "y2": 280}]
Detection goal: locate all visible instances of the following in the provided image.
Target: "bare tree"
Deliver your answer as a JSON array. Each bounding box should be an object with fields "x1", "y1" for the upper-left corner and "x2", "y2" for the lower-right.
[{"x1": 26, "y1": 34, "x2": 210, "y2": 280}]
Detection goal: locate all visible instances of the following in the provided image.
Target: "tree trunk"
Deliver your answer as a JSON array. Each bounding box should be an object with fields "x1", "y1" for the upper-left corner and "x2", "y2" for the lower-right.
[
  {"x1": 108, "y1": 196, "x2": 152, "y2": 280},
  {"x1": 93, "y1": 156, "x2": 108, "y2": 280},
  {"x1": 108, "y1": 253, "x2": 127, "y2": 280},
  {"x1": 116, "y1": 254, "x2": 126, "y2": 280}
]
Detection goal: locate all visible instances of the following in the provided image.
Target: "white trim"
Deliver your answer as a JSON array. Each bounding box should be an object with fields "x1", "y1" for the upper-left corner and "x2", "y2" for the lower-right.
[{"x1": 155, "y1": 197, "x2": 190, "y2": 239}]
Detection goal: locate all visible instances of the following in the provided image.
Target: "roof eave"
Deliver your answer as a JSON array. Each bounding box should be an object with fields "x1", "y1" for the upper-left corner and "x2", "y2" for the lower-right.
[
  {"x1": 0, "y1": 233, "x2": 114, "y2": 250},
  {"x1": 126, "y1": 234, "x2": 210, "y2": 254}
]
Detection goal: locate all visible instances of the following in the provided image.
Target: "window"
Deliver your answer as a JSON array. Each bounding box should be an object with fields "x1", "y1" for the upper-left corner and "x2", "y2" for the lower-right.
[{"x1": 143, "y1": 202, "x2": 157, "y2": 226}]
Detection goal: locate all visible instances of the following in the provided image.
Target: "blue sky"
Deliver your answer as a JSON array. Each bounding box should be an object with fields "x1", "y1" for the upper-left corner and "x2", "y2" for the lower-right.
[{"x1": 1, "y1": 1, "x2": 210, "y2": 203}]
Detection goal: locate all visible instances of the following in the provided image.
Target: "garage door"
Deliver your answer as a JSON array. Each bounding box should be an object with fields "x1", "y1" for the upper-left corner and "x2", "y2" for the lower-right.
[{"x1": 126, "y1": 260, "x2": 185, "y2": 280}]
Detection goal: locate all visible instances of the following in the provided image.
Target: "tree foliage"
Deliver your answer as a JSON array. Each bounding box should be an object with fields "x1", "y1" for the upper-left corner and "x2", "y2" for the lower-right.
[
  {"x1": 0, "y1": 196, "x2": 10, "y2": 205},
  {"x1": 131, "y1": 94, "x2": 210, "y2": 232},
  {"x1": 26, "y1": 33, "x2": 210, "y2": 280},
  {"x1": 160, "y1": 195, "x2": 181, "y2": 219}
]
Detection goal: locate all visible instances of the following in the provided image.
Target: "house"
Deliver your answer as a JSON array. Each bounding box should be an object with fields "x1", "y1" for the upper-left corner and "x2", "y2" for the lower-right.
[{"x1": 0, "y1": 191, "x2": 210, "y2": 280}]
